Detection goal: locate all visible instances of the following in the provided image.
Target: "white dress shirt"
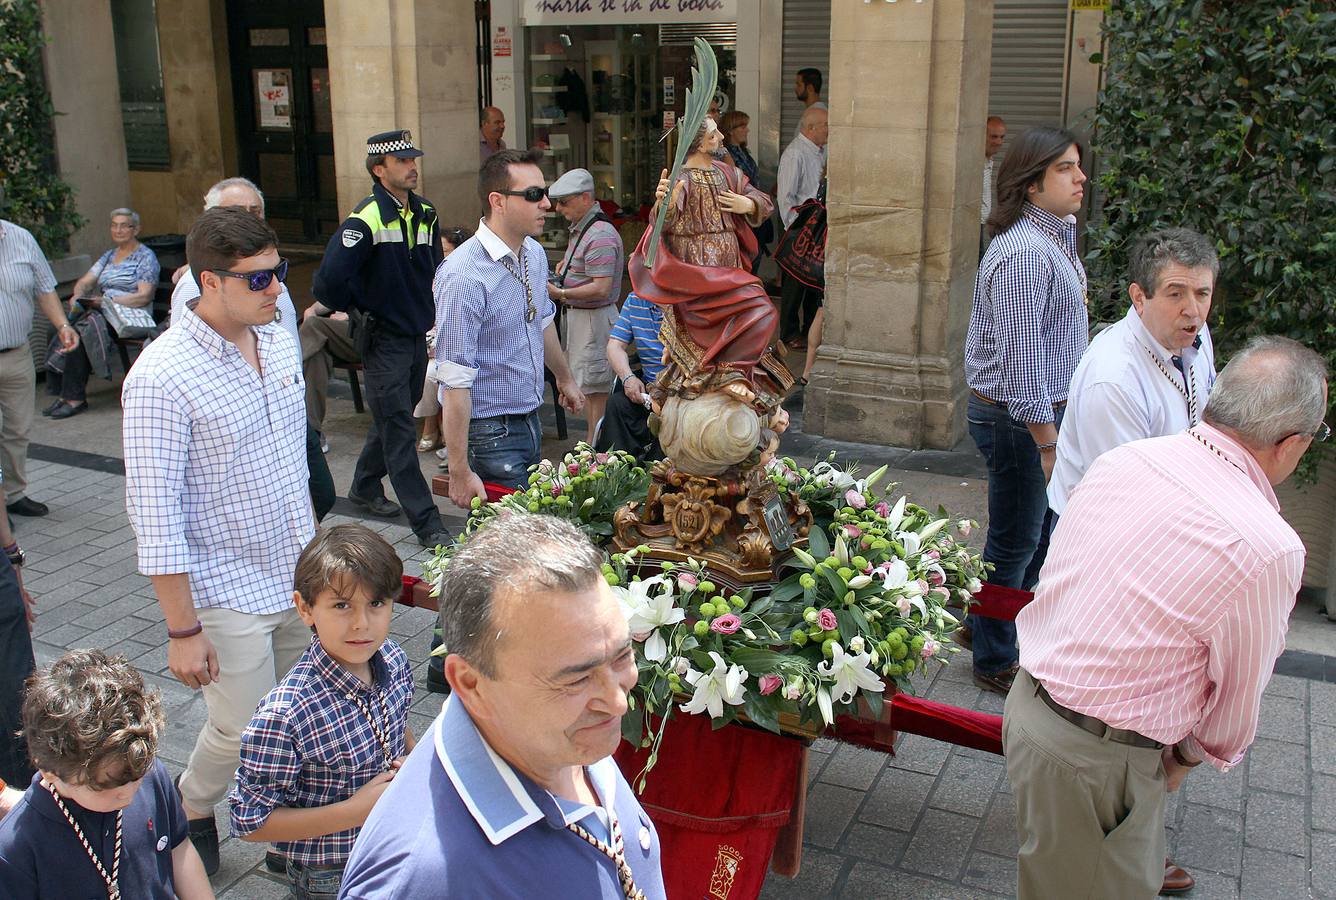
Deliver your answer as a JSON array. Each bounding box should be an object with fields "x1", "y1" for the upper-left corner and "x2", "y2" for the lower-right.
[
  {"x1": 1048, "y1": 306, "x2": 1216, "y2": 515},
  {"x1": 123, "y1": 303, "x2": 313, "y2": 615},
  {"x1": 776, "y1": 133, "x2": 825, "y2": 229}
]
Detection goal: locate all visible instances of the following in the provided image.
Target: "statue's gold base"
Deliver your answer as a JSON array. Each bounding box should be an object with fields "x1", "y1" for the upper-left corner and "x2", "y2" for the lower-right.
[{"x1": 612, "y1": 459, "x2": 813, "y2": 588}]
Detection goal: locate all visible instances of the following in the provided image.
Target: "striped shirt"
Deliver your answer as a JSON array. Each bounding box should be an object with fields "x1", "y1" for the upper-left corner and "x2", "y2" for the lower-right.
[
  {"x1": 1018, "y1": 423, "x2": 1305, "y2": 771},
  {"x1": 122, "y1": 303, "x2": 314, "y2": 615},
  {"x1": 777, "y1": 132, "x2": 825, "y2": 229},
  {"x1": 965, "y1": 202, "x2": 1089, "y2": 424},
  {"x1": 608, "y1": 292, "x2": 665, "y2": 384},
  {"x1": 433, "y1": 220, "x2": 557, "y2": 419},
  {"x1": 0, "y1": 220, "x2": 57, "y2": 350},
  {"x1": 557, "y1": 206, "x2": 622, "y2": 308},
  {"x1": 230, "y1": 636, "x2": 414, "y2": 866}
]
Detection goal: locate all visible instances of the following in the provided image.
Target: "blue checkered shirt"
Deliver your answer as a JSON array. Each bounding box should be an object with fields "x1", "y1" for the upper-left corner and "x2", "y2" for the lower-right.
[
  {"x1": 965, "y1": 203, "x2": 1089, "y2": 424},
  {"x1": 433, "y1": 220, "x2": 557, "y2": 419},
  {"x1": 122, "y1": 304, "x2": 314, "y2": 614},
  {"x1": 230, "y1": 636, "x2": 414, "y2": 867}
]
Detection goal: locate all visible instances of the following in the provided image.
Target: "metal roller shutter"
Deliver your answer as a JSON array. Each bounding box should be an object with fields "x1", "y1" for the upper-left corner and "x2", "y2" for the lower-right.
[
  {"x1": 988, "y1": 0, "x2": 1072, "y2": 149},
  {"x1": 780, "y1": 0, "x2": 831, "y2": 145}
]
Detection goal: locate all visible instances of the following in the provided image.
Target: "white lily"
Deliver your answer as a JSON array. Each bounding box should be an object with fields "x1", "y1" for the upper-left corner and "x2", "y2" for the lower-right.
[
  {"x1": 817, "y1": 642, "x2": 885, "y2": 705},
  {"x1": 847, "y1": 574, "x2": 873, "y2": 590},
  {"x1": 884, "y1": 496, "x2": 907, "y2": 530},
  {"x1": 615, "y1": 575, "x2": 682, "y2": 662},
  {"x1": 895, "y1": 531, "x2": 922, "y2": 557},
  {"x1": 919, "y1": 518, "x2": 950, "y2": 542},
  {"x1": 680, "y1": 652, "x2": 749, "y2": 719},
  {"x1": 834, "y1": 532, "x2": 850, "y2": 566},
  {"x1": 816, "y1": 686, "x2": 835, "y2": 726},
  {"x1": 790, "y1": 546, "x2": 818, "y2": 567},
  {"x1": 879, "y1": 559, "x2": 909, "y2": 591},
  {"x1": 863, "y1": 463, "x2": 889, "y2": 492}
]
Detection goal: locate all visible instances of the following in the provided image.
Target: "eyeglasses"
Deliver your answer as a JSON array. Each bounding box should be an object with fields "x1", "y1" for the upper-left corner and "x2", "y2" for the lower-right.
[
  {"x1": 497, "y1": 186, "x2": 548, "y2": 203},
  {"x1": 209, "y1": 258, "x2": 289, "y2": 292},
  {"x1": 1311, "y1": 421, "x2": 1331, "y2": 443}
]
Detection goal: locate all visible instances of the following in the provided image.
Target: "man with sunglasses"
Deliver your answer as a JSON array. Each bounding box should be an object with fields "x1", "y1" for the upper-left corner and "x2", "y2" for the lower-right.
[
  {"x1": 1004, "y1": 335, "x2": 1327, "y2": 900},
  {"x1": 313, "y1": 130, "x2": 449, "y2": 549},
  {"x1": 123, "y1": 207, "x2": 316, "y2": 875}
]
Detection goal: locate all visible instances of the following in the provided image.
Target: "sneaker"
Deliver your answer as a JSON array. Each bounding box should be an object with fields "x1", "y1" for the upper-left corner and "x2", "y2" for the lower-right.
[
  {"x1": 435, "y1": 447, "x2": 449, "y2": 461},
  {"x1": 318, "y1": 432, "x2": 330, "y2": 454}
]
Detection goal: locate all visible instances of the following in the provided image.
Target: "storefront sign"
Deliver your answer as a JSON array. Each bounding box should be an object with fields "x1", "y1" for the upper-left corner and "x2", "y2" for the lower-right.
[
  {"x1": 663, "y1": 110, "x2": 676, "y2": 129},
  {"x1": 493, "y1": 25, "x2": 513, "y2": 57},
  {"x1": 1069, "y1": 0, "x2": 1108, "y2": 9},
  {"x1": 523, "y1": 0, "x2": 738, "y2": 26},
  {"x1": 663, "y1": 76, "x2": 675, "y2": 106}
]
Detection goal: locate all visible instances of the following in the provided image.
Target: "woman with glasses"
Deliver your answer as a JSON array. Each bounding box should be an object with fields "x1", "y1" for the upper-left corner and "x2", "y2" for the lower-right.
[
  {"x1": 44, "y1": 208, "x2": 160, "y2": 420},
  {"x1": 719, "y1": 109, "x2": 774, "y2": 271},
  {"x1": 415, "y1": 225, "x2": 472, "y2": 466}
]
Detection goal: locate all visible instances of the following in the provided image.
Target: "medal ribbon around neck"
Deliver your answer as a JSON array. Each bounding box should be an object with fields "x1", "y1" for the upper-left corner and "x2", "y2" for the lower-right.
[
  {"x1": 1023, "y1": 211, "x2": 1088, "y2": 306},
  {"x1": 565, "y1": 809, "x2": 648, "y2": 900},
  {"x1": 44, "y1": 779, "x2": 122, "y2": 900},
  {"x1": 1188, "y1": 427, "x2": 1248, "y2": 476},
  {"x1": 345, "y1": 688, "x2": 396, "y2": 770},
  {"x1": 500, "y1": 250, "x2": 538, "y2": 323},
  {"x1": 1143, "y1": 344, "x2": 1198, "y2": 425}
]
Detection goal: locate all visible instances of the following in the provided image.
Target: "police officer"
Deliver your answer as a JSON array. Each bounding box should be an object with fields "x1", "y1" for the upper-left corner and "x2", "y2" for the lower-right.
[{"x1": 313, "y1": 130, "x2": 448, "y2": 547}]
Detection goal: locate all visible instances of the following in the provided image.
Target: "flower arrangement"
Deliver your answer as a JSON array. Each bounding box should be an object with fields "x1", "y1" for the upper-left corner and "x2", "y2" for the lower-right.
[{"x1": 610, "y1": 458, "x2": 988, "y2": 779}]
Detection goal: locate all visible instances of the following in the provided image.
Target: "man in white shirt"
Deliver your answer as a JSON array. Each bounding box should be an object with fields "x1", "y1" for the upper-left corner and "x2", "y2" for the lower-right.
[
  {"x1": 1049, "y1": 227, "x2": 1219, "y2": 517},
  {"x1": 980, "y1": 116, "x2": 1005, "y2": 257},
  {"x1": 776, "y1": 106, "x2": 828, "y2": 349}
]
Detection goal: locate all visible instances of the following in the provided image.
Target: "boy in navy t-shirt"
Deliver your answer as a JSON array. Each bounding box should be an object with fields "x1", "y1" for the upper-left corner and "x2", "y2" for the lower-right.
[{"x1": 0, "y1": 649, "x2": 214, "y2": 899}]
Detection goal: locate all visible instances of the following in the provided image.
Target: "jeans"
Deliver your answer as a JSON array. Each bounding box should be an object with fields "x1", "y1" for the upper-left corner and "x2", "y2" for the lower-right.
[
  {"x1": 351, "y1": 321, "x2": 443, "y2": 538},
  {"x1": 467, "y1": 411, "x2": 542, "y2": 491},
  {"x1": 286, "y1": 859, "x2": 343, "y2": 900},
  {"x1": 966, "y1": 394, "x2": 1064, "y2": 675},
  {"x1": 0, "y1": 555, "x2": 35, "y2": 785}
]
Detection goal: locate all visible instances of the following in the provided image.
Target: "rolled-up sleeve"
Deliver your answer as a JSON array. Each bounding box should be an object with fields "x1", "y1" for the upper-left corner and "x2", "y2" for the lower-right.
[
  {"x1": 1188, "y1": 548, "x2": 1304, "y2": 771},
  {"x1": 435, "y1": 271, "x2": 484, "y2": 389},
  {"x1": 229, "y1": 704, "x2": 300, "y2": 837},
  {"x1": 122, "y1": 374, "x2": 193, "y2": 574},
  {"x1": 990, "y1": 248, "x2": 1056, "y2": 424}
]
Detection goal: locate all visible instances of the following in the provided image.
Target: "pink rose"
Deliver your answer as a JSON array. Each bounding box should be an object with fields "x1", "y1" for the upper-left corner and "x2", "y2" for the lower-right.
[
  {"x1": 818, "y1": 608, "x2": 838, "y2": 631},
  {"x1": 874, "y1": 501, "x2": 891, "y2": 518},
  {"x1": 843, "y1": 524, "x2": 863, "y2": 539},
  {"x1": 710, "y1": 614, "x2": 741, "y2": 635},
  {"x1": 896, "y1": 597, "x2": 912, "y2": 616},
  {"x1": 928, "y1": 569, "x2": 946, "y2": 587},
  {"x1": 925, "y1": 549, "x2": 941, "y2": 561},
  {"x1": 550, "y1": 485, "x2": 563, "y2": 498},
  {"x1": 916, "y1": 579, "x2": 931, "y2": 595},
  {"x1": 596, "y1": 453, "x2": 610, "y2": 464},
  {"x1": 921, "y1": 639, "x2": 938, "y2": 659},
  {"x1": 845, "y1": 490, "x2": 867, "y2": 510},
  {"x1": 678, "y1": 572, "x2": 700, "y2": 591},
  {"x1": 758, "y1": 674, "x2": 783, "y2": 696},
  {"x1": 567, "y1": 462, "x2": 580, "y2": 475}
]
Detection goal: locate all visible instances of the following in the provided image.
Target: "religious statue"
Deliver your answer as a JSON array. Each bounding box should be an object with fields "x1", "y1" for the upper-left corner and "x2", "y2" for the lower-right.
[{"x1": 615, "y1": 39, "x2": 811, "y2": 585}]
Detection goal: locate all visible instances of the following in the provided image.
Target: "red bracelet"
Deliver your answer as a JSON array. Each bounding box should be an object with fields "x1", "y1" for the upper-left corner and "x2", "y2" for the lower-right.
[{"x1": 167, "y1": 620, "x2": 203, "y2": 639}]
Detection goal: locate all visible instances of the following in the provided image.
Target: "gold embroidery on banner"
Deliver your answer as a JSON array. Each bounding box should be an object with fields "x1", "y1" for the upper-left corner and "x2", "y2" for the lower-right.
[{"x1": 707, "y1": 844, "x2": 744, "y2": 899}]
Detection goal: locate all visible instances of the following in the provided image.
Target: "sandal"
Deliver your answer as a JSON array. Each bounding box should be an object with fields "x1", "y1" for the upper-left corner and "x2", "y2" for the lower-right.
[{"x1": 417, "y1": 436, "x2": 441, "y2": 452}]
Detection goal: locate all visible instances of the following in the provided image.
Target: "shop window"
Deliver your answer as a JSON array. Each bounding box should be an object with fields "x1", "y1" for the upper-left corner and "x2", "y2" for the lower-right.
[{"x1": 110, "y1": 0, "x2": 171, "y2": 170}]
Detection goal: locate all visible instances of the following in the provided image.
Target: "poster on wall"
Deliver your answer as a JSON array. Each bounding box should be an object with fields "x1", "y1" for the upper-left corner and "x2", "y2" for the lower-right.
[
  {"x1": 493, "y1": 25, "x2": 513, "y2": 57},
  {"x1": 522, "y1": 0, "x2": 738, "y2": 26},
  {"x1": 254, "y1": 69, "x2": 292, "y2": 130}
]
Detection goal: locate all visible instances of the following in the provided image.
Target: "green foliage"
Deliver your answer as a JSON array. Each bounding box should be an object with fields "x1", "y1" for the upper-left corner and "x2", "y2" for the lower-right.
[
  {"x1": 1088, "y1": 1, "x2": 1335, "y2": 465},
  {"x1": 0, "y1": 0, "x2": 85, "y2": 253}
]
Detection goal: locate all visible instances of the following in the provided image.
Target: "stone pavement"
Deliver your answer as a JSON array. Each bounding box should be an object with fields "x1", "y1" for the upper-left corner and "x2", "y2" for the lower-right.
[{"x1": 17, "y1": 379, "x2": 1336, "y2": 898}]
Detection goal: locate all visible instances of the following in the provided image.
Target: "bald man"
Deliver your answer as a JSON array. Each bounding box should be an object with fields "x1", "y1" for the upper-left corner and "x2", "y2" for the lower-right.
[{"x1": 480, "y1": 107, "x2": 506, "y2": 161}]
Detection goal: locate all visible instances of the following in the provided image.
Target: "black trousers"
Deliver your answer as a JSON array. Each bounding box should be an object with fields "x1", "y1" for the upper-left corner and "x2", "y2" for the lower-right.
[
  {"x1": 594, "y1": 378, "x2": 663, "y2": 462},
  {"x1": 350, "y1": 322, "x2": 442, "y2": 538},
  {"x1": 46, "y1": 343, "x2": 93, "y2": 403},
  {"x1": 0, "y1": 556, "x2": 35, "y2": 785},
  {"x1": 779, "y1": 271, "x2": 822, "y2": 344},
  {"x1": 307, "y1": 423, "x2": 335, "y2": 522}
]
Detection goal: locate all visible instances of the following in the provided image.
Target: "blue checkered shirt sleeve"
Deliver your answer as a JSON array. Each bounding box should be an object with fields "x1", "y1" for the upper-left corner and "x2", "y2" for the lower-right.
[
  {"x1": 990, "y1": 246, "x2": 1059, "y2": 423},
  {"x1": 122, "y1": 373, "x2": 193, "y2": 574},
  {"x1": 231, "y1": 697, "x2": 303, "y2": 837}
]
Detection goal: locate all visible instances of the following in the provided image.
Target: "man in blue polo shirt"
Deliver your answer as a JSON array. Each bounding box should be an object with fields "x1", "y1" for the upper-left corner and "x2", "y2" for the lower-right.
[
  {"x1": 338, "y1": 515, "x2": 665, "y2": 900},
  {"x1": 596, "y1": 291, "x2": 665, "y2": 461}
]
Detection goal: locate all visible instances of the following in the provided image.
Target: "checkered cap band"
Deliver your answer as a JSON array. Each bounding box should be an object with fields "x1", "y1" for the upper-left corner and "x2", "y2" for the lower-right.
[{"x1": 368, "y1": 138, "x2": 414, "y2": 154}]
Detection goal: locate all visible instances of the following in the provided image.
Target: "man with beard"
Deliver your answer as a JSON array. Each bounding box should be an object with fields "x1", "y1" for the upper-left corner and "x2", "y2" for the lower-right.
[{"x1": 313, "y1": 130, "x2": 449, "y2": 549}]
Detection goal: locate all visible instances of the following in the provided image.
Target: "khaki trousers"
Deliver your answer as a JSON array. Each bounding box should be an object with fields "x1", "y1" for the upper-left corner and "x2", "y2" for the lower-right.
[
  {"x1": 300, "y1": 315, "x2": 359, "y2": 431},
  {"x1": 1003, "y1": 668, "x2": 1166, "y2": 900},
  {"x1": 178, "y1": 606, "x2": 310, "y2": 810},
  {"x1": 0, "y1": 347, "x2": 34, "y2": 501}
]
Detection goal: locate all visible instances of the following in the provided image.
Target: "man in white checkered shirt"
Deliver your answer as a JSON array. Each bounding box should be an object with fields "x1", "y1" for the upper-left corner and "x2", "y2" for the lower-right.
[{"x1": 122, "y1": 207, "x2": 314, "y2": 875}]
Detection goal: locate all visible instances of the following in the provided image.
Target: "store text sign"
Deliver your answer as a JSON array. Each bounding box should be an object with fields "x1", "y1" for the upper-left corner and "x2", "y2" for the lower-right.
[{"x1": 524, "y1": 0, "x2": 737, "y2": 25}]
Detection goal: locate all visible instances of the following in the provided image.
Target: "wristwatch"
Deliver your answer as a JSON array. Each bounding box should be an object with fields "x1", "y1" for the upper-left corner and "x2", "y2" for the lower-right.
[{"x1": 3, "y1": 542, "x2": 24, "y2": 568}]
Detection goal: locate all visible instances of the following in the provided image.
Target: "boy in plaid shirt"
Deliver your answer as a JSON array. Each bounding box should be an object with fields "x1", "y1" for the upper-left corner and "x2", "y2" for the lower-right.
[{"x1": 229, "y1": 524, "x2": 415, "y2": 899}]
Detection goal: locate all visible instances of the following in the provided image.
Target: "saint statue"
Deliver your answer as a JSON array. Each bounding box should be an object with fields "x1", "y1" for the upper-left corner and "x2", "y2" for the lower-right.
[{"x1": 629, "y1": 118, "x2": 777, "y2": 406}]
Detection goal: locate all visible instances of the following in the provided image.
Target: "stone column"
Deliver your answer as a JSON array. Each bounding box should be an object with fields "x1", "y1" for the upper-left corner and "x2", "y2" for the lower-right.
[
  {"x1": 803, "y1": 0, "x2": 993, "y2": 450},
  {"x1": 325, "y1": 0, "x2": 480, "y2": 228}
]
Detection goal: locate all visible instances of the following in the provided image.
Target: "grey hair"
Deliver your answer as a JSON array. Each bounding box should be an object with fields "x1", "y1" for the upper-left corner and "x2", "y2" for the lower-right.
[
  {"x1": 1128, "y1": 227, "x2": 1219, "y2": 296},
  {"x1": 1203, "y1": 336, "x2": 1328, "y2": 447},
  {"x1": 438, "y1": 515, "x2": 605, "y2": 677},
  {"x1": 110, "y1": 207, "x2": 140, "y2": 228},
  {"x1": 204, "y1": 177, "x2": 265, "y2": 214}
]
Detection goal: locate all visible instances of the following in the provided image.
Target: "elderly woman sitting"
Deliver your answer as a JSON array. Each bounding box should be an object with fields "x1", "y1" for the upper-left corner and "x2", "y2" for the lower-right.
[{"x1": 45, "y1": 207, "x2": 160, "y2": 419}]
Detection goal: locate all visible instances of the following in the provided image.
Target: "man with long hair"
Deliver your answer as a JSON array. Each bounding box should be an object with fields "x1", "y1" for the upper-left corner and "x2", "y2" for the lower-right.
[{"x1": 961, "y1": 126, "x2": 1088, "y2": 695}]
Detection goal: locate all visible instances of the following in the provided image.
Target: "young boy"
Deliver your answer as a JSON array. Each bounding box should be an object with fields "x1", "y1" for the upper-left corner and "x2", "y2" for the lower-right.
[
  {"x1": 230, "y1": 523, "x2": 414, "y2": 899},
  {"x1": 0, "y1": 649, "x2": 214, "y2": 899}
]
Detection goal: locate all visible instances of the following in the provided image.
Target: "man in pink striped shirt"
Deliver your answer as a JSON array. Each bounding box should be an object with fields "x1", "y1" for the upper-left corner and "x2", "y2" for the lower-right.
[{"x1": 1004, "y1": 335, "x2": 1328, "y2": 899}]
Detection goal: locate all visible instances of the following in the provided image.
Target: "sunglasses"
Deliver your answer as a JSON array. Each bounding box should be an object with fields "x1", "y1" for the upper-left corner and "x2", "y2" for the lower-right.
[
  {"x1": 497, "y1": 186, "x2": 548, "y2": 203},
  {"x1": 210, "y1": 258, "x2": 289, "y2": 292}
]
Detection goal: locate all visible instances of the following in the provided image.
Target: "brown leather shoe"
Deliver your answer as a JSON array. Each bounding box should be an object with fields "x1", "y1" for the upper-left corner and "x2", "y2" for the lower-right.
[
  {"x1": 1161, "y1": 859, "x2": 1194, "y2": 895},
  {"x1": 973, "y1": 664, "x2": 1018, "y2": 695}
]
